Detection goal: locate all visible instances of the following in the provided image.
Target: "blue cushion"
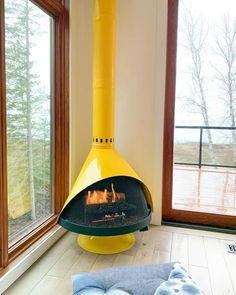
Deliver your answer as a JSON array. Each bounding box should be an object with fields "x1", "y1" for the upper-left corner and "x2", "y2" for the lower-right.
[
  {"x1": 154, "y1": 263, "x2": 204, "y2": 295},
  {"x1": 72, "y1": 263, "x2": 175, "y2": 295}
]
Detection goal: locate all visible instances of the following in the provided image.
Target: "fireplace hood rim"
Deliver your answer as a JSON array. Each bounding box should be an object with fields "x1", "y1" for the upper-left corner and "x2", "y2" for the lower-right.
[{"x1": 58, "y1": 211, "x2": 151, "y2": 236}]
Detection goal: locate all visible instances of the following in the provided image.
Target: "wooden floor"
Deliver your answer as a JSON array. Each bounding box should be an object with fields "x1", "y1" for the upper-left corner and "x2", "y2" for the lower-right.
[
  {"x1": 3, "y1": 225, "x2": 236, "y2": 295},
  {"x1": 173, "y1": 166, "x2": 236, "y2": 215}
]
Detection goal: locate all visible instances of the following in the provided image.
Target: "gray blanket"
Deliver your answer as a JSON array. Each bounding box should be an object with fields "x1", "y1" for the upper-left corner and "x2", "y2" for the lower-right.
[{"x1": 72, "y1": 263, "x2": 175, "y2": 295}]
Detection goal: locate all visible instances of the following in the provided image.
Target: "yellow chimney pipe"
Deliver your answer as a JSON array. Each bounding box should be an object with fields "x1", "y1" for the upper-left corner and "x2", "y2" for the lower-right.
[{"x1": 93, "y1": 0, "x2": 116, "y2": 146}]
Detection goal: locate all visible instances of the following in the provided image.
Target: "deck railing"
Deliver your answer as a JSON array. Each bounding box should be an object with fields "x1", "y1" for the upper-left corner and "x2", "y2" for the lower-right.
[{"x1": 174, "y1": 126, "x2": 236, "y2": 169}]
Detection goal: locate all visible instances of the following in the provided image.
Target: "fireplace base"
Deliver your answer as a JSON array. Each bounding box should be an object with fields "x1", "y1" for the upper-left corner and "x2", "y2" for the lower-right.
[{"x1": 77, "y1": 233, "x2": 135, "y2": 254}]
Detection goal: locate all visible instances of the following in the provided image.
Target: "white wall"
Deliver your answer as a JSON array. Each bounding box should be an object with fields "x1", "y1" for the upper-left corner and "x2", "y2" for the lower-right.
[{"x1": 70, "y1": 0, "x2": 167, "y2": 224}]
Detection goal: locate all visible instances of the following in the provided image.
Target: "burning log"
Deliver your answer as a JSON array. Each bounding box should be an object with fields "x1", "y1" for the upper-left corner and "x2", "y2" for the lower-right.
[{"x1": 86, "y1": 183, "x2": 125, "y2": 205}]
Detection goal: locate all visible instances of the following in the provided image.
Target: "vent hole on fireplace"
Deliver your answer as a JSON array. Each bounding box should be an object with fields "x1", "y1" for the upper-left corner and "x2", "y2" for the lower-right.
[{"x1": 92, "y1": 138, "x2": 115, "y2": 144}]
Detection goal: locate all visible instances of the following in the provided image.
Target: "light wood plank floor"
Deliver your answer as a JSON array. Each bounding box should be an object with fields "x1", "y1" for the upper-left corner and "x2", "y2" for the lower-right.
[{"x1": 3, "y1": 225, "x2": 236, "y2": 295}]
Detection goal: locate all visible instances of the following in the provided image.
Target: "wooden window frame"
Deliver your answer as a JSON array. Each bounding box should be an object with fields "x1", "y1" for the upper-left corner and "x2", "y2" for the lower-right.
[
  {"x1": 162, "y1": 0, "x2": 179, "y2": 224},
  {"x1": 0, "y1": 0, "x2": 69, "y2": 269},
  {"x1": 162, "y1": 0, "x2": 236, "y2": 228}
]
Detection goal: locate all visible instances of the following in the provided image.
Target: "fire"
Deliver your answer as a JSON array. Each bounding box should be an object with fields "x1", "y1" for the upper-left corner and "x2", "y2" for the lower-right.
[{"x1": 86, "y1": 183, "x2": 125, "y2": 205}]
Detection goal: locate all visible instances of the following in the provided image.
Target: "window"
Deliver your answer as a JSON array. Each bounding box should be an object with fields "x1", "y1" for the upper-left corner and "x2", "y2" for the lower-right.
[
  {"x1": 163, "y1": 0, "x2": 236, "y2": 228},
  {"x1": 0, "y1": 0, "x2": 69, "y2": 268}
]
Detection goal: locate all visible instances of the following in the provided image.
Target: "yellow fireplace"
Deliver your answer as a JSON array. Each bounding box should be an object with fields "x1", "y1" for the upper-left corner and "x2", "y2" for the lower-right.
[{"x1": 58, "y1": 0, "x2": 152, "y2": 254}]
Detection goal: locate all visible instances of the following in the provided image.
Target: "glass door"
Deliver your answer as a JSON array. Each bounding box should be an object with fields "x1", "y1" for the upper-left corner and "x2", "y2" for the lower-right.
[{"x1": 163, "y1": 0, "x2": 236, "y2": 228}]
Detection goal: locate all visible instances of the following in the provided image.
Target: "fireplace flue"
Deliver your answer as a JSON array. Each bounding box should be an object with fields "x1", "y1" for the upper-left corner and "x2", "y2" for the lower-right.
[{"x1": 58, "y1": 0, "x2": 152, "y2": 254}]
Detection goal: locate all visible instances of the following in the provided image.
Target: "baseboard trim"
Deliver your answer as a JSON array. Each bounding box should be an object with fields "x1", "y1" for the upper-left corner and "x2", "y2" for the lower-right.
[
  {"x1": 162, "y1": 220, "x2": 236, "y2": 235},
  {"x1": 0, "y1": 225, "x2": 66, "y2": 294}
]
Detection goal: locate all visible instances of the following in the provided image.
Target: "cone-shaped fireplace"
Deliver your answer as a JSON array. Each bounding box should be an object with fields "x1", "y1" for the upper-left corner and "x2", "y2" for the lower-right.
[{"x1": 58, "y1": 0, "x2": 152, "y2": 254}]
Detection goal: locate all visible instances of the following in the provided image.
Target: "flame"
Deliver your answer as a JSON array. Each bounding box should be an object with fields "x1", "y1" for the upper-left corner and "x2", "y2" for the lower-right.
[{"x1": 86, "y1": 184, "x2": 125, "y2": 205}]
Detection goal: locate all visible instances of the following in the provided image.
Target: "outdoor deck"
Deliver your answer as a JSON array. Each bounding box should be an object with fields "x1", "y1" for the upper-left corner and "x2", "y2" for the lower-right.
[{"x1": 172, "y1": 166, "x2": 236, "y2": 216}]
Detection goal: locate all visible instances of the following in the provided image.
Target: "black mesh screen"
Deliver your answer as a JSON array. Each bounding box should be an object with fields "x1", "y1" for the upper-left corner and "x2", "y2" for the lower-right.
[{"x1": 59, "y1": 176, "x2": 150, "y2": 234}]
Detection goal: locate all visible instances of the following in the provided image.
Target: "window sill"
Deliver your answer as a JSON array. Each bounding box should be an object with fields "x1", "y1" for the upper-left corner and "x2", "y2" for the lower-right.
[{"x1": 0, "y1": 225, "x2": 66, "y2": 294}]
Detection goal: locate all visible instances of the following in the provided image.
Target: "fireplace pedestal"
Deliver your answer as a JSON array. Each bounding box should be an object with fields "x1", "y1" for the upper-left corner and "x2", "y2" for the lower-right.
[{"x1": 77, "y1": 233, "x2": 135, "y2": 254}]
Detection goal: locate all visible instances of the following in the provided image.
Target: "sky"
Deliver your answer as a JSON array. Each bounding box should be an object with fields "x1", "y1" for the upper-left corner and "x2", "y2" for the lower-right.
[
  {"x1": 175, "y1": 0, "x2": 236, "y2": 144},
  {"x1": 190, "y1": 0, "x2": 236, "y2": 19},
  {"x1": 29, "y1": 1, "x2": 51, "y2": 96},
  {"x1": 175, "y1": 0, "x2": 236, "y2": 128}
]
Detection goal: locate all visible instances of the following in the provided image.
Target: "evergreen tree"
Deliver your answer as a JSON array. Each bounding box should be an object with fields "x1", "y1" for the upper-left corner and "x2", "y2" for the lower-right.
[{"x1": 5, "y1": 0, "x2": 51, "y2": 228}]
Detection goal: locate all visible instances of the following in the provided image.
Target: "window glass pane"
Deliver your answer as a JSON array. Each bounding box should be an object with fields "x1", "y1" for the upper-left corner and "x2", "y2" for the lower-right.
[
  {"x1": 5, "y1": 0, "x2": 53, "y2": 243},
  {"x1": 173, "y1": 0, "x2": 236, "y2": 216}
]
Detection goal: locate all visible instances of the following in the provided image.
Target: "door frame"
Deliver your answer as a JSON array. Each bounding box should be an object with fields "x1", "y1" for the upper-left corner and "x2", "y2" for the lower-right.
[{"x1": 162, "y1": 0, "x2": 236, "y2": 228}]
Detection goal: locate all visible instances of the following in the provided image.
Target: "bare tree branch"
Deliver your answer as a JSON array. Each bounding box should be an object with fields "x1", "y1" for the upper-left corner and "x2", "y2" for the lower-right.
[
  {"x1": 214, "y1": 14, "x2": 236, "y2": 164},
  {"x1": 180, "y1": 4, "x2": 216, "y2": 164}
]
